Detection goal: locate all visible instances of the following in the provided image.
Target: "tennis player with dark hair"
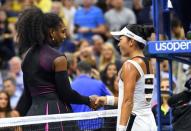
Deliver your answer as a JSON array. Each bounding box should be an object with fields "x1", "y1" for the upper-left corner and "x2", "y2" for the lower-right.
[
  {"x1": 16, "y1": 7, "x2": 96, "y2": 131},
  {"x1": 95, "y1": 24, "x2": 157, "y2": 131}
]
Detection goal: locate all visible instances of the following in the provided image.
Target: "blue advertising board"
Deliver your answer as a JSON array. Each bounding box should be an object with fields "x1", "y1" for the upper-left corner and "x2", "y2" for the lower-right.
[{"x1": 147, "y1": 40, "x2": 191, "y2": 54}]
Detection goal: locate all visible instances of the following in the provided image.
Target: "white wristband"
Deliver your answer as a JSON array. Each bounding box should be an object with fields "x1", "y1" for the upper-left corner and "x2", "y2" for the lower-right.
[
  {"x1": 106, "y1": 96, "x2": 115, "y2": 105},
  {"x1": 117, "y1": 125, "x2": 127, "y2": 131}
]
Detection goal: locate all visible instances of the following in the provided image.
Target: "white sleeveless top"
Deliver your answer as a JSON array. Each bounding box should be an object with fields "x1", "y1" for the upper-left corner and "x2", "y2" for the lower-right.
[{"x1": 117, "y1": 60, "x2": 154, "y2": 126}]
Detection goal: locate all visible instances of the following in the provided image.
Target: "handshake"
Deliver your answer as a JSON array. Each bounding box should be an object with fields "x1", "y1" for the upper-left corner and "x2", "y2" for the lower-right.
[
  {"x1": 88, "y1": 95, "x2": 107, "y2": 110},
  {"x1": 88, "y1": 95, "x2": 116, "y2": 110}
]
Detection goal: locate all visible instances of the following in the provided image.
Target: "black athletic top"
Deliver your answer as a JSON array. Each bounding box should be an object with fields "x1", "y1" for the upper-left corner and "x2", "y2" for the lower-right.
[{"x1": 16, "y1": 44, "x2": 90, "y2": 116}]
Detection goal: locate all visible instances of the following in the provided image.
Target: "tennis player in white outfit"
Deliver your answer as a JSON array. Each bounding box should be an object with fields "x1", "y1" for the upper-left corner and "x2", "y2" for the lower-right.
[{"x1": 95, "y1": 24, "x2": 157, "y2": 131}]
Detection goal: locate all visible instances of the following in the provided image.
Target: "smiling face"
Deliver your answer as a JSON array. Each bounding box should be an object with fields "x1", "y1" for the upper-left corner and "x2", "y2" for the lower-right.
[
  {"x1": 51, "y1": 1, "x2": 62, "y2": 15},
  {"x1": 3, "y1": 80, "x2": 16, "y2": 97},
  {"x1": 0, "y1": 92, "x2": 9, "y2": 110},
  {"x1": 118, "y1": 36, "x2": 132, "y2": 57},
  {"x1": 112, "y1": 0, "x2": 124, "y2": 9},
  {"x1": 51, "y1": 22, "x2": 67, "y2": 45},
  {"x1": 82, "y1": 0, "x2": 92, "y2": 7},
  {"x1": 9, "y1": 57, "x2": 22, "y2": 74},
  {"x1": 106, "y1": 64, "x2": 117, "y2": 79},
  {"x1": 102, "y1": 44, "x2": 114, "y2": 60},
  {"x1": 161, "y1": 79, "x2": 170, "y2": 98}
]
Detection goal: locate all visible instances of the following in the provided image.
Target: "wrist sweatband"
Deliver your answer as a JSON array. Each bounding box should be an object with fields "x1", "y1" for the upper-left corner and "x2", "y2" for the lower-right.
[
  {"x1": 106, "y1": 96, "x2": 115, "y2": 105},
  {"x1": 117, "y1": 125, "x2": 127, "y2": 131}
]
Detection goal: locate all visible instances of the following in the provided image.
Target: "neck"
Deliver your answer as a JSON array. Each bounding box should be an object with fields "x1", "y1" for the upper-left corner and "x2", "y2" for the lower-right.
[
  {"x1": 104, "y1": 58, "x2": 112, "y2": 63},
  {"x1": 162, "y1": 97, "x2": 170, "y2": 110},
  {"x1": 36, "y1": 0, "x2": 41, "y2": 3},
  {"x1": 84, "y1": 5, "x2": 91, "y2": 10},
  {"x1": 79, "y1": 73, "x2": 90, "y2": 77},
  {"x1": 115, "y1": 6, "x2": 123, "y2": 11},
  {"x1": 129, "y1": 50, "x2": 144, "y2": 59},
  {"x1": 162, "y1": 97, "x2": 169, "y2": 105},
  {"x1": 65, "y1": 4, "x2": 72, "y2": 9}
]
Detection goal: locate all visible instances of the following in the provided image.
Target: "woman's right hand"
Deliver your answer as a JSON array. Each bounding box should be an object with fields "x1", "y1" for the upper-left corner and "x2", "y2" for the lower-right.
[
  {"x1": 95, "y1": 96, "x2": 107, "y2": 107},
  {"x1": 91, "y1": 69, "x2": 100, "y2": 80}
]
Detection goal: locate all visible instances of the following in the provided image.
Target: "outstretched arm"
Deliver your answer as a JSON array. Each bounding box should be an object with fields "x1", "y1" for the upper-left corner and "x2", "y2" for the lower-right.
[
  {"x1": 95, "y1": 96, "x2": 118, "y2": 107},
  {"x1": 54, "y1": 56, "x2": 95, "y2": 108}
]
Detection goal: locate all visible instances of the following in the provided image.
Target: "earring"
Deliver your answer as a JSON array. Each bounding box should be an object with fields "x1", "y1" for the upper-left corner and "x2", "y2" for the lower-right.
[{"x1": 51, "y1": 32, "x2": 55, "y2": 41}]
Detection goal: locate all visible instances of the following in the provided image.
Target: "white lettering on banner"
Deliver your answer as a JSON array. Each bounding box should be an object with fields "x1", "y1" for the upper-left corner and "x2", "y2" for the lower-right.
[{"x1": 155, "y1": 41, "x2": 191, "y2": 52}]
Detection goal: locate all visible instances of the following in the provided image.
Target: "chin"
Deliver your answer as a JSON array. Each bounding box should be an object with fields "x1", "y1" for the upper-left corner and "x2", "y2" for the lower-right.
[{"x1": 121, "y1": 52, "x2": 126, "y2": 57}]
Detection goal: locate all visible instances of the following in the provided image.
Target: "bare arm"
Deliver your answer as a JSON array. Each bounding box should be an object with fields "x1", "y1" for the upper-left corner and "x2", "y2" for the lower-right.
[
  {"x1": 91, "y1": 25, "x2": 106, "y2": 34},
  {"x1": 76, "y1": 25, "x2": 106, "y2": 34},
  {"x1": 119, "y1": 62, "x2": 139, "y2": 126}
]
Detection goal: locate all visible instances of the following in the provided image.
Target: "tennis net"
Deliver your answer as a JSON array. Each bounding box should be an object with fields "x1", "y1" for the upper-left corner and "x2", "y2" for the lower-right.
[{"x1": 0, "y1": 109, "x2": 117, "y2": 131}]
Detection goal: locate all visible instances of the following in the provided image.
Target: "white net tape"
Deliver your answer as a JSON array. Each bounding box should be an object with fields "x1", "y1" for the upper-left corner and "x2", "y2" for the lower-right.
[{"x1": 0, "y1": 109, "x2": 118, "y2": 128}]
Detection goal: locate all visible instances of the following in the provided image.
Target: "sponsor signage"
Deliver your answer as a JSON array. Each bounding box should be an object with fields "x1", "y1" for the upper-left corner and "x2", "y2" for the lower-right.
[{"x1": 147, "y1": 40, "x2": 191, "y2": 54}]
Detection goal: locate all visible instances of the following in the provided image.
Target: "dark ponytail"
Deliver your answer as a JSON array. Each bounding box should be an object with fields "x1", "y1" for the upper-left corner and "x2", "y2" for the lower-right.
[
  {"x1": 125, "y1": 24, "x2": 154, "y2": 49},
  {"x1": 16, "y1": 7, "x2": 48, "y2": 55},
  {"x1": 17, "y1": 8, "x2": 63, "y2": 55},
  {"x1": 142, "y1": 25, "x2": 155, "y2": 40}
]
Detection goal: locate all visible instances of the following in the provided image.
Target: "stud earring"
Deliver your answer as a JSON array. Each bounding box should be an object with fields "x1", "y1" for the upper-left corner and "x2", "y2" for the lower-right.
[{"x1": 52, "y1": 37, "x2": 55, "y2": 41}]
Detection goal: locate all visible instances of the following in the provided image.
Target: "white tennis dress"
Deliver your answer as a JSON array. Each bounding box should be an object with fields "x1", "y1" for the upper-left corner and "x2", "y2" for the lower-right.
[{"x1": 117, "y1": 60, "x2": 157, "y2": 131}]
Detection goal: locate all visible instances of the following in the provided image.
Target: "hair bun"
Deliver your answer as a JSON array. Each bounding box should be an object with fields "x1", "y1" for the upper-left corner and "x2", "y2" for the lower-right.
[{"x1": 142, "y1": 25, "x2": 155, "y2": 40}]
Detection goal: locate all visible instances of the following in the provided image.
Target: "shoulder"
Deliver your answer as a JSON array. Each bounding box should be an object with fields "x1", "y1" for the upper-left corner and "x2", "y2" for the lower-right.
[
  {"x1": 54, "y1": 56, "x2": 67, "y2": 71},
  {"x1": 105, "y1": 9, "x2": 114, "y2": 16},
  {"x1": 129, "y1": 58, "x2": 146, "y2": 72},
  {"x1": 92, "y1": 6, "x2": 101, "y2": 11},
  {"x1": 44, "y1": 45, "x2": 61, "y2": 55},
  {"x1": 93, "y1": 79, "x2": 106, "y2": 87},
  {"x1": 121, "y1": 60, "x2": 142, "y2": 80},
  {"x1": 40, "y1": 45, "x2": 62, "y2": 61},
  {"x1": 39, "y1": 45, "x2": 64, "y2": 71},
  {"x1": 76, "y1": 7, "x2": 83, "y2": 13},
  {"x1": 123, "y1": 7, "x2": 134, "y2": 13},
  {"x1": 54, "y1": 55, "x2": 67, "y2": 64},
  {"x1": 92, "y1": 6, "x2": 103, "y2": 13},
  {"x1": 71, "y1": 76, "x2": 82, "y2": 84},
  {"x1": 131, "y1": 57, "x2": 152, "y2": 74},
  {"x1": 131, "y1": 57, "x2": 145, "y2": 67},
  {"x1": 122, "y1": 60, "x2": 138, "y2": 71}
]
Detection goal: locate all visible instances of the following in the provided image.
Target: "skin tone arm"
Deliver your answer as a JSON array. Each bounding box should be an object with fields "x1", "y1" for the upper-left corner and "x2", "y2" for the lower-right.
[
  {"x1": 95, "y1": 57, "x2": 147, "y2": 125},
  {"x1": 53, "y1": 56, "x2": 67, "y2": 72},
  {"x1": 95, "y1": 61, "x2": 140, "y2": 125},
  {"x1": 78, "y1": 25, "x2": 106, "y2": 34},
  {"x1": 119, "y1": 62, "x2": 139, "y2": 126},
  {"x1": 91, "y1": 25, "x2": 106, "y2": 34}
]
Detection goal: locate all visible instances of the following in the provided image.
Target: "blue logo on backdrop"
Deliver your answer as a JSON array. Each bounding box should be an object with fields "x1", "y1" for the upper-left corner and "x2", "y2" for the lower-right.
[{"x1": 148, "y1": 40, "x2": 191, "y2": 54}]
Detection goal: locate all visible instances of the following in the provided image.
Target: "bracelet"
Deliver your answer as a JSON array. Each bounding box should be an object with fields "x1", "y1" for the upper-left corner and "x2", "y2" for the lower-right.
[
  {"x1": 106, "y1": 96, "x2": 115, "y2": 105},
  {"x1": 117, "y1": 125, "x2": 127, "y2": 131}
]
